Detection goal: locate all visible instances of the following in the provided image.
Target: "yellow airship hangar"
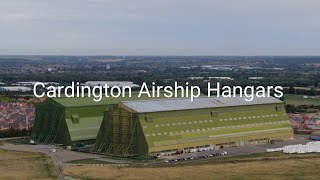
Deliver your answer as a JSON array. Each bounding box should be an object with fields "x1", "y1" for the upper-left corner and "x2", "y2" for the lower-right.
[{"x1": 95, "y1": 96, "x2": 294, "y2": 156}]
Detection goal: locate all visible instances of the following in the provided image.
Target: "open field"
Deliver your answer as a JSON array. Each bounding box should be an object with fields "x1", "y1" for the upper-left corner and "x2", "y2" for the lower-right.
[
  {"x1": 285, "y1": 94, "x2": 320, "y2": 106},
  {"x1": 67, "y1": 158, "x2": 115, "y2": 164},
  {"x1": 63, "y1": 152, "x2": 320, "y2": 180},
  {"x1": 0, "y1": 149, "x2": 57, "y2": 179}
]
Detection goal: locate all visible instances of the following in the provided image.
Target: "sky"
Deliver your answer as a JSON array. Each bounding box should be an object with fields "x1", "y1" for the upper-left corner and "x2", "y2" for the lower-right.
[{"x1": 0, "y1": 0, "x2": 319, "y2": 56}]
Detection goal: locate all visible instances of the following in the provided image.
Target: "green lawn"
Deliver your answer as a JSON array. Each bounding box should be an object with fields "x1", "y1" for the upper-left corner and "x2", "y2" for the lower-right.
[
  {"x1": 284, "y1": 94, "x2": 320, "y2": 106},
  {"x1": 0, "y1": 96, "x2": 16, "y2": 102}
]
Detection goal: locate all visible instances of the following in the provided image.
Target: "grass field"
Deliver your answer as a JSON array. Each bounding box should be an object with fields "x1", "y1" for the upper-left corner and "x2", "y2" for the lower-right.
[
  {"x1": 285, "y1": 94, "x2": 320, "y2": 106},
  {"x1": 0, "y1": 96, "x2": 15, "y2": 102},
  {"x1": 63, "y1": 152, "x2": 320, "y2": 180},
  {"x1": 0, "y1": 150, "x2": 57, "y2": 179},
  {"x1": 67, "y1": 156, "x2": 162, "y2": 164},
  {"x1": 67, "y1": 158, "x2": 114, "y2": 164}
]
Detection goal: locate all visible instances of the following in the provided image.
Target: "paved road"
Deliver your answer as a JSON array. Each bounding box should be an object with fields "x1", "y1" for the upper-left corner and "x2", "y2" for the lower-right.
[{"x1": 50, "y1": 153, "x2": 65, "y2": 180}]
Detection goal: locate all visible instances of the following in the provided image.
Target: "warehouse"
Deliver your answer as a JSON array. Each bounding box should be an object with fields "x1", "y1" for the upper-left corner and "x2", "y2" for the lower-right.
[
  {"x1": 0, "y1": 86, "x2": 32, "y2": 92},
  {"x1": 30, "y1": 92, "x2": 170, "y2": 147},
  {"x1": 95, "y1": 96, "x2": 294, "y2": 156}
]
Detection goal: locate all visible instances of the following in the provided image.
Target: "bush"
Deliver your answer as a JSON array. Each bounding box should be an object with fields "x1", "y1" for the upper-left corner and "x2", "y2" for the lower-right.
[{"x1": 0, "y1": 128, "x2": 29, "y2": 138}]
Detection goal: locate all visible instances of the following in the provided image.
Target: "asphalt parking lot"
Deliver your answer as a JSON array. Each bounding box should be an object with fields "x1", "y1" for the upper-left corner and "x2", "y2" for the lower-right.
[{"x1": 160, "y1": 135, "x2": 312, "y2": 161}]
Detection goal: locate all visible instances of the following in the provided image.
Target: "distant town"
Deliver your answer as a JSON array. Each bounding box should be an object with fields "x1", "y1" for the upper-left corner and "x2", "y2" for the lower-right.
[{"x1": 1, "y1": 56, "x2": 320, "y2": 179}]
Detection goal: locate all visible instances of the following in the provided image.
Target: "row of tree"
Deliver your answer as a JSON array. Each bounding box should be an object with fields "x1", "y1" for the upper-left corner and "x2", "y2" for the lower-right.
[
  {"x1": 0, "y1": 128, "x2": 29, "y2": 138},
  {"x1": 285, "y1": 87, "x2": 320, "y2": 96},
  {"x1": 286, "y1": 104, "x2": 320, "y2": 113}
]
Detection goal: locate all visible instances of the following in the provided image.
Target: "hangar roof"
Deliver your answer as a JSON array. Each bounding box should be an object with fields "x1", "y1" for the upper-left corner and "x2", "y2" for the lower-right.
[
  {"x1": 52, "y1": 91, "x2": 190, "y2": 107},
  {"x1": 52, "y1": 92, "x2": 162, "y2": 107},
  {"x1": 122, "y1": 96, "x2": 283, "y2": 113},
  {"x1": 53, "y1": 95, "x2": 141, "y2": 107}
]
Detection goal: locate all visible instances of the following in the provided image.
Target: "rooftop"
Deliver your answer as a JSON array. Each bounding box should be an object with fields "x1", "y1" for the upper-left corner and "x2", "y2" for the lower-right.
[
  {"x1": 51, "y1": 91, "x2": 179, "y2": 107},
  {"x1": 0, "y1": 86, "x2": 32, "y2": 91},
  {"x1": 83, "y1": 81, "x2": 139, "y2": 87},
  {"x1": 122, "y1": 96, "x2": 283, "y2": 113},
  {"x1": 52, "y1": 93, "x2": 147, "y2": 107}
]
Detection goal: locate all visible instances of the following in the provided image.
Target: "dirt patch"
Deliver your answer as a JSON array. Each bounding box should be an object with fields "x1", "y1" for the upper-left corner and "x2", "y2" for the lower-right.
[{"x1": 0, "y1": 149, "x2": 57, "y2": 179}]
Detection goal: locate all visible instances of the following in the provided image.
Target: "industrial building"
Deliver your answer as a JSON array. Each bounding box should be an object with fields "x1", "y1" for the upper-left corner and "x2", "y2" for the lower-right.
[
  {"x1": 95, "y1": 96, "x2": 294, "y2": 156},
  {"x1": 82, "y1": 81, "x2": 140, "y2": 88},
  {"x1": 0, "y1": 86, "x2": 32, "y2": 92}
]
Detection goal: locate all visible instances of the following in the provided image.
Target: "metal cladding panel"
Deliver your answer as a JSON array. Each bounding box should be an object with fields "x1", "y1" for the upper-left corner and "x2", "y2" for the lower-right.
[{"x1": 122, "y1": 96, "x2": 283, "y2": 113}]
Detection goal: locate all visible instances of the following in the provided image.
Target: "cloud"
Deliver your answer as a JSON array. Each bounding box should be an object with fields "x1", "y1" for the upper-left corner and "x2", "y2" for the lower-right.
[
  {"x1": 0, "y1": 13, "x2": 34, "y2": 23},
  {"x1": 0, "y1": 0, "x2": 320, "y2": 55},
  {"x1": 55, "y1": 33, "x2": 95, "y2": 39},
  {"x1": 87, "y1": 0, "x2": 114, "y2": 3}
]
